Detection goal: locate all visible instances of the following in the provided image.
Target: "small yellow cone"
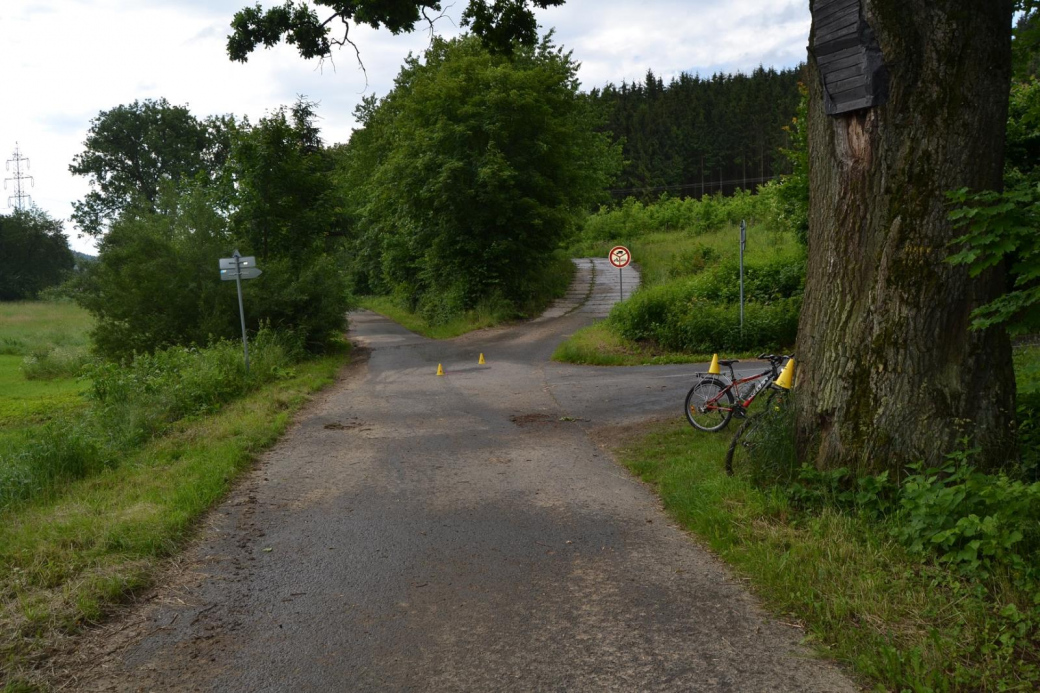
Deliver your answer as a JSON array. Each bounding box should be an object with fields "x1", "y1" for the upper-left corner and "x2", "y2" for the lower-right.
[
  {"x1": 775, "y1": 358, "x2": 796, "y2": 389},
  {"x1": 437, "y1": 363, "x2": 444, "y2": 376},
  {"x1": 708, "y1": 353, "x2": 720, "y2": 375},
  {"x1": 478, "y1": 353, "x2": 486, "y2": 365}
]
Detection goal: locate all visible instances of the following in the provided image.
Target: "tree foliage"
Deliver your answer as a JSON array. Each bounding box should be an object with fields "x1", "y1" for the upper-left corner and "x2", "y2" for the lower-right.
[
  {"x1": 69, "y1": 99, "x2": 229, "y2": 237},
  {"x1": 337, "y1": 34, "x2": 620, "y2": 318},
  {"x1": 0, "y1": 208, "x2": 75, "y2": 300},
  {"x1": 588, "y1": 67, "x2": 803, "y2": 197},
  {"x1": 76, "y1": 99, "x2": 351, "y2": 360},
  {"x1": 948, "y1": 14, "x2": 1040, "y2": 334},
  {"x1": 227, "y1": 0, "x2": 563, "y2": 63}
]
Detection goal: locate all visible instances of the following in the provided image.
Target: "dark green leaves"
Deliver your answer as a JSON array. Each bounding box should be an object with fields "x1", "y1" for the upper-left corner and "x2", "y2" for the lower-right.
[
  {"x1": 226, "y1": 0, "x2": 557, "y2": 63},
  {"x1": 947, "y1": 185, "x2": 1040, "y2": 332},
  {"x1": 337, "y1": 35, "x2": 620, "y2": 317}
]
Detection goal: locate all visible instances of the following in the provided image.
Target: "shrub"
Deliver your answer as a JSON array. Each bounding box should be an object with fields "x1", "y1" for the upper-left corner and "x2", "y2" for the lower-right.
[
  {"x1": 0, "y1": 330, "x2": 301, "y2": 510},
  {"x1": 21, "y1": 346, "x2": 92, "y2": 380},
  {"x1": 610, "y1": 257, "x2": 804, "y2": 352},
  {"x1": 668, "y1": 244, "x2": 721, "y2": 278}
]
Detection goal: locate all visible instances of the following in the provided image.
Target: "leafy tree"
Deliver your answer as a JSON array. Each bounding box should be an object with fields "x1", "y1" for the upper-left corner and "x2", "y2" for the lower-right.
[
  {"x1": 69, "y1": 99, "x2": 228, "y2": 236},
  {"x1": 227, "y1": 0, "x2": 563, "y2": 63},
  {"x1": 78, "y1": 100, "x2": 351, "y2": 360},
  {"x1": 0, "y1": 208, "x2": 75, "y2": 300},
  {"x1": 338, "y1": 34, "x2": 620, "y2": 316},
  {"x1": 796, "y1": 0, "x2": 1017, "y2": 475},
  {"x1": 228, "y1": 99, "x2": 341, "y2": 262}
]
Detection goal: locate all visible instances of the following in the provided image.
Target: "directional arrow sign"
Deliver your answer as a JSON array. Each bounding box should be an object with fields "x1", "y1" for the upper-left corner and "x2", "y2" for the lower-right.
[
  {"x1": 220, "y1": 267, "x2": 263, "y2": 281},
  {"x1": 219, "y1": 256, "x2": 256, "y2": 270}
]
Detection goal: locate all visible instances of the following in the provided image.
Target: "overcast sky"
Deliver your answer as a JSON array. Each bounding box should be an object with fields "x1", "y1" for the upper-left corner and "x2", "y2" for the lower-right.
[{"x1": 0, "y1": 0, "x2": 810, "y2": 254}]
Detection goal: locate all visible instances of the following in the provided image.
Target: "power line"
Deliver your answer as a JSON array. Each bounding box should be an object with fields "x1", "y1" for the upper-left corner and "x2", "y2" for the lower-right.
[{"x1": 5, "y1": 142, "x2": 34, "y2": 210}]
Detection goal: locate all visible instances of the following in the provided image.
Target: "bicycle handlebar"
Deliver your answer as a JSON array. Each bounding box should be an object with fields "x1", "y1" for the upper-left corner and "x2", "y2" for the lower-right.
[{"x1": 757, "y1": 353, "x2": 791, "y2": 362}]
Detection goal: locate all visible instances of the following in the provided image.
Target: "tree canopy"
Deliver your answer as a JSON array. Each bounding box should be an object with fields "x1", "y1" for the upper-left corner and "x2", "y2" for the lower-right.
[
  {"x1": 0, "y1": 208, "x2": 75, "y2": 300},
  {"x1": 69, "y1": 99, "x2": 229, "y2": 236},
  {"x1": 227, "y1": 0, "x2": 563, "y2": 62},
  {"x1": 336, "y1": 34, "x2": 620, "y2": 317}
]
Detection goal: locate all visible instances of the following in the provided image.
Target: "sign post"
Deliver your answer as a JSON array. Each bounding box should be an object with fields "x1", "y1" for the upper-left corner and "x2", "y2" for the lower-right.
[
  {"x1": 219, "y1": 251, "x2": 262, "y2": 375},
  {"x1": 739, "y1": 220, "x2": 746, "y2": 334},
  {"x1": 608, "y1": 245, "x2": 632, "y2": 302}
]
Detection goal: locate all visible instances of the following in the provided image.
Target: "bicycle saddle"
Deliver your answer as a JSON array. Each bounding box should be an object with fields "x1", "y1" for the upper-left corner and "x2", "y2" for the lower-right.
[{"x1": 717, "y1": 359, "x2": 739, "y2": 367}]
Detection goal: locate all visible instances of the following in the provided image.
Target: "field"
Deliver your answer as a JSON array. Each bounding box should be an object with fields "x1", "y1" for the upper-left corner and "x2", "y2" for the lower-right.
[
  {"x1": 0, "y1": 302, "x2": 350, "y2": 687},
  {"x1": 0, "y1": 302, "x2": 92, "y2": 431}
]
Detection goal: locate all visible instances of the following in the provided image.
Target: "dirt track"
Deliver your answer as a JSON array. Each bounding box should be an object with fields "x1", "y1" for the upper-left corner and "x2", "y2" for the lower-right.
[{"x1": 72, "y1": 261, "x2": 856, "y2": 692}]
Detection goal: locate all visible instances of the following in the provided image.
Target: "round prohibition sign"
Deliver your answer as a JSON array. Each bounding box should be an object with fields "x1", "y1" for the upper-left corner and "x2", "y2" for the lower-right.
[{"x1": 609, "y1": 245, "x2": 631, "y2": 269}]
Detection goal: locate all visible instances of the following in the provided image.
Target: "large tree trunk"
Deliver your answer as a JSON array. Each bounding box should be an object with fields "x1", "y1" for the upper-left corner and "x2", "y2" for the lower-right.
[{"x1": 797, "y1": 0, "x2": 1018, "y2": 475}]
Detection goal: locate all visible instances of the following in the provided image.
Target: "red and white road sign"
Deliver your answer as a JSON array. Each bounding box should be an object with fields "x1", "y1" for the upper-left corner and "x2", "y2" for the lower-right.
[{"x1": 609, "y1": 245, "x2": 631, "y2": 269}]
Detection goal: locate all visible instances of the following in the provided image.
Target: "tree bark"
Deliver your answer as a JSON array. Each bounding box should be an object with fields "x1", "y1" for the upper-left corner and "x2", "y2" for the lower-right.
[{"x1": 797, "y1": 0, "x2": 1018, "y2": 475}]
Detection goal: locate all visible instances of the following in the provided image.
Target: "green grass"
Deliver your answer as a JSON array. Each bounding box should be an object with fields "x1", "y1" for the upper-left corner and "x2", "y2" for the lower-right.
[
  {"x1": 0, "y1": 302, "x2": 93, "y2": 432},
  {"x1": 359, "y1": 295, "x2": 513, "y2": 339},
  {"x1": 557, "y1": 225, "x2": 801, "y2": 366},
  {"x1": 618, "y1": 421, "x2": 1036, "y2": 691},
  {"x1": 0, "y1": 302, "x2": 92, "y2": 356},
  {"x1": 616, "y1": 347, "x2": 1040, "y2": 691},
  {"x1": 571, "y1": 223, "x2": 801, "y2": 289},
  {"x1": 0, "y1": 351, "x2": 348, "y2": 687},
  {"x1": 0, "y1": 356, "x2": 87, "y2": 429},
  {"x1": 1015, "y1": 344, "x2": 1040, "y2": 394},
  {"x1": 551, "y1": 321, "x2": 762, "y2": 366},
  {"x1": 360, "y1": 255, "x2": 576, "y2": 339}
]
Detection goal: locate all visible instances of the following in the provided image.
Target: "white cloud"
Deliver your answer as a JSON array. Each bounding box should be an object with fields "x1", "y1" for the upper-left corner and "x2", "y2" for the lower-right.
[{"x1": 0, "y1": 0, "x2": 810, "y2": 254}]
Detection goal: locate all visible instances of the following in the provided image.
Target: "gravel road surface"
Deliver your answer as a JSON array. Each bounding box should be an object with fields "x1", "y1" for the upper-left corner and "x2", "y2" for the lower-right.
[{"x1": 75, "y1": 260, "x2": 856, "y2": 692}]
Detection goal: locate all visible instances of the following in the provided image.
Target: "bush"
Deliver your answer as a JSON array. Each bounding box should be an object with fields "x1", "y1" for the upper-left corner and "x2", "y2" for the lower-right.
[
  {"x1": 79, "y1": 201, "x2": 351, "y2": 361},
  {"x1": 581, "y1": 190, "x2": 781, "y2": 244},
  {"x1": 0, "y1": 330, "x2": 301, "y2": 510},
  {"x1": 610, "y1": 257, "x2": 804, "y2": 352},
  {"x1": 668, "y1": 244, "x2": 721, "y2": 278},
  {"x1": 21, "y1": 345, "x2": 92, "y2": 380}
]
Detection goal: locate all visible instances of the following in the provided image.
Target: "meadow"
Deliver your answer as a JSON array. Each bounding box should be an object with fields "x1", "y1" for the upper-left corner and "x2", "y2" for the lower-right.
[{"x1": 0, "y1": 301, "x2": 349, "y2": 687}]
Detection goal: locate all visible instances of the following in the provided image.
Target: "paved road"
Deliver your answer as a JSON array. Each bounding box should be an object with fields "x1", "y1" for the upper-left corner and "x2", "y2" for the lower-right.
[{"x1": 76, "y1": 261, "x2": 855, "y2": 692}]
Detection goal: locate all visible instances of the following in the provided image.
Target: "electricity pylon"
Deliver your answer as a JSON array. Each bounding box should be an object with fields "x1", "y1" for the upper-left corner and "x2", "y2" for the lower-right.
[{"x1": 5, "y1": 143, "x2": 34, "y2": 210}]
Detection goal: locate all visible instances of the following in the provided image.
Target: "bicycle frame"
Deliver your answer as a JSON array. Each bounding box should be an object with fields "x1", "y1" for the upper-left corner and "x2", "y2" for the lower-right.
[{"x1": 705, "y1": 362, "x2": 780, "y2": 414}]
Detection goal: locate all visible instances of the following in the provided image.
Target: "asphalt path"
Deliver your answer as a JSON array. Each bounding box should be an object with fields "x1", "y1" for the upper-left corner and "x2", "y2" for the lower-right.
[{"x1": 75, "y1": 260, "x2": 855, "y2": 692}]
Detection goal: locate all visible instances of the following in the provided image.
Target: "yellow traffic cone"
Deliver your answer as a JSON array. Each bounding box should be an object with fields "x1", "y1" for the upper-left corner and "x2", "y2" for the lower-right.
[
  {"x1": 437, "y1": 363, "x2": 444, "y2": 376},
  {"x1": 775, "y1": 358, "x2": 795, "y2": 389},
  {"x1": 708, "y1": 353, "x2": 720, "y2": 375},
  {"x1": 478, "y1": 353, "x2": 486, "y2": 365}
]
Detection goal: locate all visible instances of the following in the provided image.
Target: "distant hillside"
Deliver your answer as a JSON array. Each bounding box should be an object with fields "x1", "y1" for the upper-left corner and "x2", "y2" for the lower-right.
[{"x1": 73, "y1": 250, "x2": 97, "y2": 266}]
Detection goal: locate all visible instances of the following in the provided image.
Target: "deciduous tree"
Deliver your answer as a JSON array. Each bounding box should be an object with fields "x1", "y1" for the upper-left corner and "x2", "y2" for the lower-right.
[{"x1": 796, "y1": 0, "x2": 1017, "y2": 474}]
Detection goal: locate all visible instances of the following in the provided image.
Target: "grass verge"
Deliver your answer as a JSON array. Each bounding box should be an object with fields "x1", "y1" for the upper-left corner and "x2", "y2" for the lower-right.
[
  {"x1": 617, "y1": 422, "x2": 1030, "y2": 691},
  {"x1": 0, "y1": 351, "x2": 348, "y2": 687},
  {"x1": 551, "y1": 321, "x2": 763, "y2": 366},
  {"x1": 359, "y1": 255, "x2": 575, "y2": 339},
  {"x1": 358, "y1": 295, "x2": 510, "y2": 339},
  {"x1": 616, "y1": 346, "x2": 1040, "y2": 691}
]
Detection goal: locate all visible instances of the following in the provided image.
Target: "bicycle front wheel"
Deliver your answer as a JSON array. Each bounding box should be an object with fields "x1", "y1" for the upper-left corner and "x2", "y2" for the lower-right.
[
  {"x1": 725, "y1": 413, "x2": 761, "y2": 477},
  {"x1": 725, "y1": 389, "x2": 788, "y2": 478},
  {"x1": 684, "y1": 377, "x2": 734, "y2": 432}
]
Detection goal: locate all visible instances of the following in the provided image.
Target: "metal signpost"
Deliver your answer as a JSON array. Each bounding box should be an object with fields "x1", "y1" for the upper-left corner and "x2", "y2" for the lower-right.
[
  {"x1": 219, "y1": 250, "x2": 262, "y2": 374},
  {"x1": 739, "y1": 220, "x2": 747, "y2": 334},
  {"x1": 609, "y1": 245, "x2": 631, "y2": 302}
]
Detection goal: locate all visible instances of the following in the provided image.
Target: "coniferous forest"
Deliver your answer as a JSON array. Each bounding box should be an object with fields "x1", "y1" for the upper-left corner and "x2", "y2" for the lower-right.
[{"x1": 590, "y1": 66, "x2": 804, "y2": 197}]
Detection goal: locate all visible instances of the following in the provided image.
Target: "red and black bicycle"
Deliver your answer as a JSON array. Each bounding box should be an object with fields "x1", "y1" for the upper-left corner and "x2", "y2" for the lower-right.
[{"x1": 683, "y1": 354, "x2": 791, "y2": 433}]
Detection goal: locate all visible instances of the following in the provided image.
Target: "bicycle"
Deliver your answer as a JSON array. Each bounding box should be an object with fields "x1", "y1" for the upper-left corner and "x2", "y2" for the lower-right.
[
  {"x1": 724, "y1": 385, "x2": 790, "y2": 478},
  {"x1": 683, "y1": 354, "x2": 791, "y2": 432}
]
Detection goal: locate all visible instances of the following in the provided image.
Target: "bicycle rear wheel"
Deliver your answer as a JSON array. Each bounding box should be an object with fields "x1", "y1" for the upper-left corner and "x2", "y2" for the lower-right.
[{"x1": 684, "y1": 377, "x2": 734, "y2": 432}]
